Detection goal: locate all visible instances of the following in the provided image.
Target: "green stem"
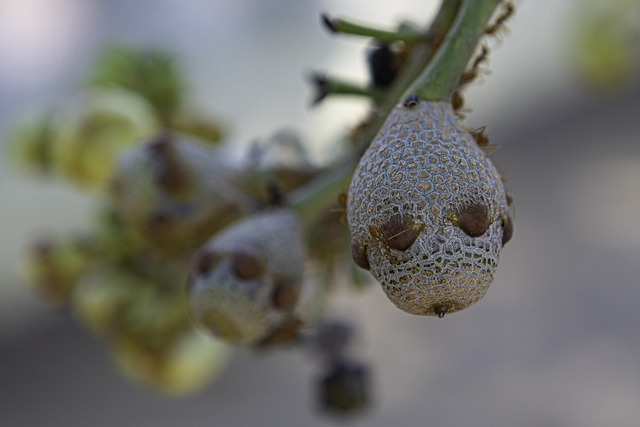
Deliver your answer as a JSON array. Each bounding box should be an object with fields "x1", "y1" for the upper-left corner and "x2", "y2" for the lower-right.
[
  {"x1": 310, "y1": 74, "x2": 386, "y2": 105},
  {"x1": 322, "y1": 13, "x2": 425, "y2": 44},
  {"x1": 290, "y1": 157, "x2": 352, "y2": 227},
  {"x1": 413, "y1": 0, "x2": 502, "y2": 101}
]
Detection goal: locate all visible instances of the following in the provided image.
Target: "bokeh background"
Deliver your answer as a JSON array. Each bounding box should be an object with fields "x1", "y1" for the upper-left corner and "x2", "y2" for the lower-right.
[{"x1": 1, "y1": 0, "x2": 640, "y2": 426}]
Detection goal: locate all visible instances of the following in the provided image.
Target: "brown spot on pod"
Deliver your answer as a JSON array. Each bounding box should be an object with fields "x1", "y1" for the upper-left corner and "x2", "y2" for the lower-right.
[
  {"x1": 450, "y1": 202, "x2": 490, "y2": 237},
  {"x1": 231, "y1": 249, "x2": 266, "y2": 279},
  {"x1": 380, "y1": 213, "x2": 424, "y2": 251},
  {"x1": 271, "y1": 279, "x2": 301, "y2": 310},
  {"x1": 351, "y1": 242, "x2": 370, "y2": 270},
  {"x1": 502, "y1": 215, "x2": 514, "y2": 246},
  {"x1": 193, "y1": 248, "x2": 221, "y2": 276}
]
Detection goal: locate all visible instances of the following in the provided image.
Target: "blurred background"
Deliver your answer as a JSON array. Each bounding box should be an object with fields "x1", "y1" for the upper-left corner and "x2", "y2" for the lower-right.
[{"x1": 1, "y1": 0, "x2": 640, "y2": 426}]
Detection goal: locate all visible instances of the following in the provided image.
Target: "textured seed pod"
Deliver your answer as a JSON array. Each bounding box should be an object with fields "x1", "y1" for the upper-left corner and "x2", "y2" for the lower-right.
[
  {"x1": 187, "y1": 208, "x2": 306, "y2": 345},
  {"x1": 347, "y1": 97, "x2": 511, "y2": 316},
  {"x1": 110, "y1": 133, "x2": 242, "y2": 247}
]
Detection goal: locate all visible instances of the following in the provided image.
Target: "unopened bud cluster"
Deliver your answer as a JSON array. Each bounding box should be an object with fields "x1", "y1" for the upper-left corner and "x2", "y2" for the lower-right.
[{"x1": 10, "y1": 2, "x2": 518, "y2": 418}]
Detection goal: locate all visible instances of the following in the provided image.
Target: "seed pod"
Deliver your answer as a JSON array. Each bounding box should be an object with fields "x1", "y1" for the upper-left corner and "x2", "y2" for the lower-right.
[
  {"x1": 110, "y1": 133, "x2": 244, "y2": 248},
  {"x1": 347, "y1": 97, "x2": 511, "y2": 316},
  {"x1": 187, "y1": 208, "x2": 306, "y2": 345}
]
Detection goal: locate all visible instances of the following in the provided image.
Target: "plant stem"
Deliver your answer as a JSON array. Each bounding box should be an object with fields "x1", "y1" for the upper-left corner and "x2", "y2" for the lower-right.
[
  {"x1": 413, "y1": 0, "x2": 502, "y2": 101},
  {"x1": 310, "y1": 74, "x2": 386, "y2": 105},
  {"x1": 350, "y1": 0, "x2": 462, "y2": 155},
  {"x1": 322, "y1": 13, "x2": 425, "y2": 44}
]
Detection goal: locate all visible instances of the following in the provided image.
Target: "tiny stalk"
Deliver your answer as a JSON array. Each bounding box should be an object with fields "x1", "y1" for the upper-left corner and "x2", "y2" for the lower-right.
[
  {"x1": 310, "y1": 74, "x2": 386, "y2": 105},
  {"x1": 321, "y1": 13, "x2": 425, "y2": 44}
]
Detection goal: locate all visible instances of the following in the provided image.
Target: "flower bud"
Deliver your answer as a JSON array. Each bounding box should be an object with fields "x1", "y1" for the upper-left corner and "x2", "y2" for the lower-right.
[
  {"x1": 51, "y1": 90, "x2": 158, "y2": 190},
  {"x1": 347, "y1": 98, "x2": 511, "y2": 316},
  {"x1": 187, "y1": 208, "x2": 306, "y2": 344},
  {"x1": 109, "y1": 133, "x2": 242, "y2": 248},
  {"x1": 111, "y1": 331, "x2": 230, "y2": 396},
  {"x1": 317, "y1": 358, "x2": 371, "y2": 416},
  {"x1": 23, "y1": 237, "x2": 94, "y2": 307}
]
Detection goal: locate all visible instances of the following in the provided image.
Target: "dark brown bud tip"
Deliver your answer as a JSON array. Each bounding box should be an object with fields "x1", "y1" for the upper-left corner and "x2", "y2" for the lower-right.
[
  {"x1": 351, "y1": 242, "x2": 370, "y2": 270},
  {"x1": 403, "y1": 94, "x2": 420, "y2": 108},
  {"x1": 451, "y1": 202, "x2": 490, "y2": 237},
  {"x1": 321, "y1": 13, "x2": 337, "y2": 33},
  {"x1": 232, "y1": 249, "x2": 266, "y2": 279},
  {"x1": 310, "y1": 73, "x2": 330, "y2": 106},
  {"x1": 433, "y1": 303, "x2": 450, "y2": 318}
]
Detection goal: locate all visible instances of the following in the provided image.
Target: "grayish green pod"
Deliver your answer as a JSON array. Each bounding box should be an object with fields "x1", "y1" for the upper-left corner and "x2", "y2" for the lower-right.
[
  {"x1": 187, "y1": 208, "x2": 305, "y2": 344},
  {"x1": 347, "y1": 98, "x2": 511, "y2": 317}
]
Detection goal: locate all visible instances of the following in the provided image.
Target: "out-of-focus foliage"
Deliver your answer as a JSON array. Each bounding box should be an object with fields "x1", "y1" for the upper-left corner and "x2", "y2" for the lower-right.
[{"x1": 570, "y1": 0, "x2": 640, "y2": 91}]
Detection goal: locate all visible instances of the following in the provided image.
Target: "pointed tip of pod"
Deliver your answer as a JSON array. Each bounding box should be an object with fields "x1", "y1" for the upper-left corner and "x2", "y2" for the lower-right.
[{"x1": 433, "y1": 303, "x2": 451, "y2": 318}]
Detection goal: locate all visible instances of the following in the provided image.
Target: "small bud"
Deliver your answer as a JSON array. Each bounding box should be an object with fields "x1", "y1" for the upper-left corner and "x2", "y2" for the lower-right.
[
  {"x1": 367, "y1": 43, "x2": 398, "y2": 88},
  {"x1": 50, "y1": 90, "x2": 158, "y2": 190},
  {"x1": 188, "y1": 209, "x2": 306, "y2": 345},
  {"x1": 433, "y1": 303, "x2": 451, "y2": 318},
  {"x1": 317, "y1": 358, "x2": 371, "y2": 416},
  {"x1": 110, "y1": 134, "x2": 242, "y2": 247},
  {"x1": 502, "y1": 215, "x2": 514, "y2": 246},
  {"x1": 24, "y1": 237, "x2": 94, "y2": 307},
  {"x1": 111, "y1": 331, "x2": 230, "y2": 396}
]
